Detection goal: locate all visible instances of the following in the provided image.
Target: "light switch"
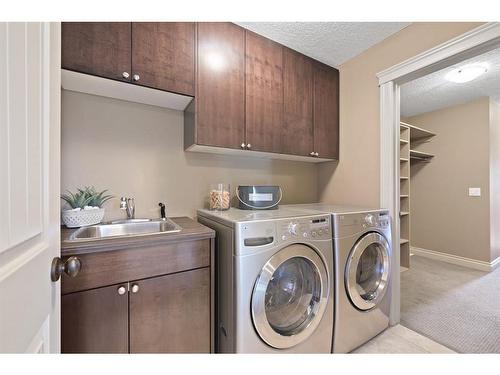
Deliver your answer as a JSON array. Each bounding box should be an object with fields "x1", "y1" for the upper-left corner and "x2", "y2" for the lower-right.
[{"x1": 468, "y1": 187, "x2": 481, "y2": 197}]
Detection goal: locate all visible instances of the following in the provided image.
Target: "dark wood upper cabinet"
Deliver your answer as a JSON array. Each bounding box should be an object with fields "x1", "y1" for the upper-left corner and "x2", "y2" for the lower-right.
[
  {"x1": 61, "y1": 22, "x2": 339, "y2": 161},
  {"x1": 313, "y1": 62, "x2": 339, "y2": 159},
  {"x1": 245, "y1": 31, "x2": 283, "y2": 154},
  {"x1": 195, "y1": 23, "x2": 245, "y2": 149},
  {"x1": 131, "y1": 23, "x2": 195, "y2": 96},
  {"x1": 282, "y1": 48, "x2": 314, "y2": 157},
  {"x1": 129, "y1": 268, "x2": 210, "y2": 353},
  {"x1": 62, "y1": 22, "x2": 132, "y2": 81},
  {"x1": 62, "y1": 283, "x2": 129, "y2": 353}
]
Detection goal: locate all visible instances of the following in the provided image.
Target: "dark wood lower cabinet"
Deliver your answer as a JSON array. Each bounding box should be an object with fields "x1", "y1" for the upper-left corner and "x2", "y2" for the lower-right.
[
  {"x1": 62, "y1": 268, "x2": 211, "y2": 354},
  {"x1": 61, "y1": 226, "x2": 214, "y2": 354},
  {"x1": 129, "y1": 268, "x2": 210, "y2": 353},
  {"x1": 62, "y1": 283, "x2": 129, "y2": 353}
]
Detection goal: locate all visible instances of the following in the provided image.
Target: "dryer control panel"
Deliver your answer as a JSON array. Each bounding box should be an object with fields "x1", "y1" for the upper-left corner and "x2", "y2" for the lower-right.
[
  {"x1": 278, "y1": 215, "x2": 331, "y2": 242},
  {"x1": 362, "y1": 213, "x2": 390, "y2": 228},
  {"x1": 333, "y1": 210, "x2": 391, "y2": 238}
]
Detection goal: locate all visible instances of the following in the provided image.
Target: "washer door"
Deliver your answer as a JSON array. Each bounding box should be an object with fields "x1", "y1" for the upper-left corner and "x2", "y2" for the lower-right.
[
  {"x1": 345, "y1": 232, "x2": 391, "y2": 311},
  {"x1": 251, "y1": 244, "x2": 329, "y2": 349}
]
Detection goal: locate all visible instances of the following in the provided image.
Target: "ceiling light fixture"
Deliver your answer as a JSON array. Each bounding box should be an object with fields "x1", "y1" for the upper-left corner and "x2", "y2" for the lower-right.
[{"x1": 445, "y1": 63, "x2": 488, "y2": 83}]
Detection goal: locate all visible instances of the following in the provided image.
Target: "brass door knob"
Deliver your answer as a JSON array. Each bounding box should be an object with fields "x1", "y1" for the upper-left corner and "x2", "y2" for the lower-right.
[{"x1": 50, "y1": 256, "x2": 81, "y2": 282}]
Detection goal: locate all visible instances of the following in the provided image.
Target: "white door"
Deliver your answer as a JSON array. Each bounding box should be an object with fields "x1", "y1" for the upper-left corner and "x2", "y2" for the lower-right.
[{"x1": 0, "y1": 22, "x2": 61, "y2": 353}]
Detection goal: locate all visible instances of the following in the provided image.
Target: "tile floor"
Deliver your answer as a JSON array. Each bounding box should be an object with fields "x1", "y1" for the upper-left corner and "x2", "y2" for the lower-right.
[{"x1": 353, "y1": 325, "x2": 455, "y2": 354}]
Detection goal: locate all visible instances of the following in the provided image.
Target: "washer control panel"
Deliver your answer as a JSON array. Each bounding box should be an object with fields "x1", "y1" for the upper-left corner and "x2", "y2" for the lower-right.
[{"x1": 279, "y1": 215, "x2": 331, "y2": 242}]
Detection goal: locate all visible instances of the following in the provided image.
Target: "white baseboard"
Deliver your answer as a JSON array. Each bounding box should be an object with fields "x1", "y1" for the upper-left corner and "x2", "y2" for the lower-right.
[
  {"x1": 411, "y1": 246, "x2": 500, "y2": 272},
  {"x1": 491, "y1": 256, "x2": 500, "y2": 270}
]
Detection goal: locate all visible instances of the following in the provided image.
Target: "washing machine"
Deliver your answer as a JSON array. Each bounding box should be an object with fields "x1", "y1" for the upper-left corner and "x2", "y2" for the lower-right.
[
  {"x1": 197, "y1": 207, "x2": 334, "y2": 353},
  {"x1": 286, "y1": 204, "x2": 393, "y2": 353}
]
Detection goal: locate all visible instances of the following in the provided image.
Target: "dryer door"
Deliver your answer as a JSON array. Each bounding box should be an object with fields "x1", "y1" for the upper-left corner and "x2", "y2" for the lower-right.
[
  {"x1": 251, "y1": 244, "x2": 329, "y2": 349},
  {"x1": 345, "y1": 232, "x2": 391, "y2": 311}
]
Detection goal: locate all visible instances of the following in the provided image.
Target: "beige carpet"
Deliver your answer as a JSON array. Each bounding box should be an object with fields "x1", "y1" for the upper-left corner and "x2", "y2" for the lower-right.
[{"x1": 401, "y1": 255, "x2": 500, "y2": 353}]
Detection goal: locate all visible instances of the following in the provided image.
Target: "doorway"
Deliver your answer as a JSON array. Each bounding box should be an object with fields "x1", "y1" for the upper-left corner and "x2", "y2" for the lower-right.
[{"x1": 378, "y1": 22, "x2": 500, "y2": 352}]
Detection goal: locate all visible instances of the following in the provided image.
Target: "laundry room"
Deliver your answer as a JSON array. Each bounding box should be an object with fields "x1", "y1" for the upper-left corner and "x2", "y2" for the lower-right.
[
  {"x1": 2, "y1": 2, "x2": 500, "y2": 374},
  {"x1": 398, "y1": 46, "x2": 500, "y2": 353}
]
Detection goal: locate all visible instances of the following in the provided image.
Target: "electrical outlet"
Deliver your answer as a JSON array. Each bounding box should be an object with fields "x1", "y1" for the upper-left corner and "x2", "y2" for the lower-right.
[{"x1": 468, "y1": 187, "x2": 481, "y2": 197}]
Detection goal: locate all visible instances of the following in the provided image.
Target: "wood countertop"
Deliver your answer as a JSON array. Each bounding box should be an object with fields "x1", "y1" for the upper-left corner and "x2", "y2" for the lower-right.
[{"x1": 61, "y1": 216, "x2": 215, "y2": 256}]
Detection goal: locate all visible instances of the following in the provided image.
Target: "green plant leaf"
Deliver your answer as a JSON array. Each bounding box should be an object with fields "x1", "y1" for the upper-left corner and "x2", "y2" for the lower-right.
[{"x1": 61, "y1": 186, "x2": 115, "y2": 209}]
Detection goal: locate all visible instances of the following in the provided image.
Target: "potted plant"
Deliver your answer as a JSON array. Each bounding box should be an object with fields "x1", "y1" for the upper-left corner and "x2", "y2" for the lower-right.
[{"x1": 61, "y1": 187, "x2": 114, "y2": 228}]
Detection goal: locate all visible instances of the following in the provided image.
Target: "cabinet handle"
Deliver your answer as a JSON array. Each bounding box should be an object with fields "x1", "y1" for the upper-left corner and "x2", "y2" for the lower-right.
[
  {"x1": 122, "y1": 72, "x2": 130, "y2": 79},
  {"x1": 241, "y1": 143, "x2": 246, "y2": 149},
  {"x1": 117, "y1": 286, "x2": 127, "y2": 295},
  {"x1": 133, "y1": 74, "x2": 140, "y2": 82},
  {"x1": 246, "y1": 143, "x2": 252, "y2": 149},
  {"x1": 310, "y1": 151, "x2": 315, "y2": 156},
  {"x1": 315, "y1": 152, "x2": 319, "y2": 157},
  {"x1": 131, "y1": 284, "x2": 140, "y2": 294}
]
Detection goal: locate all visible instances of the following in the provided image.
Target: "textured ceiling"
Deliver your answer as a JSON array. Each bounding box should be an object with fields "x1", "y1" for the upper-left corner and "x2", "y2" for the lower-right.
[
  {"x1": 236, "y1": 22, "x2": 410, "y2": 67},
  {"x1": 401, "y1": 47, "x2": 500, "y2": 117}
]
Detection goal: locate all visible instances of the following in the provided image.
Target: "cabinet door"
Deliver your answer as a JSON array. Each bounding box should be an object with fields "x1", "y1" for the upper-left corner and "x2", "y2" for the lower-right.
[
  {"x1": 283, "y1": 48, "x2": 314, "y2": 156},
  {"x1": 313, "y1": 62, "x2": 339, "y2": 159},
  {"x1": 196, "y1": 23, "x2": 245, "y2": 149},
  {"x1": 129, "y1": 268, "x2": 210, "y2": 353},
  {"x1": 132, "y1": 22, "x2": 195, "y2": 96},
  {"x1": 245, "y1": 31, "x2": 283, "y2": 153},
  {"x1": 61, "y1": 22, "x2": 131, "y2": 81},
  {"x1": 61, "y1": 283, "x2": 129, "y2": 353}
]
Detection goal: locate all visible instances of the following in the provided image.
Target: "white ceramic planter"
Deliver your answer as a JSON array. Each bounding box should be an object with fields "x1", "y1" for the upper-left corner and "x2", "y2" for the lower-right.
[{"x1": 61, "y1": 208, "x2": 105, "y2": 228}]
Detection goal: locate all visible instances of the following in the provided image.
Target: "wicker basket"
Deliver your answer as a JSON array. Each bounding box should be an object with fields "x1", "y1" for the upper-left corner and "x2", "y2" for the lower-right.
[{"x1": 61, "y1": 208, "x2": 105, "y2": 228}]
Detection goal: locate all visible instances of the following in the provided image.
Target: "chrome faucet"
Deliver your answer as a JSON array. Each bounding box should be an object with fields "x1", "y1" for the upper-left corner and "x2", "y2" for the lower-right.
[{"x1": 120, "y1": 197, "x2": 135, "y2": 219}]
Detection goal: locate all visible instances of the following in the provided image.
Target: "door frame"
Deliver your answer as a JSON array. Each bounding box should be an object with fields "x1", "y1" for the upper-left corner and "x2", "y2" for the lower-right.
[{"x1": 377, "y1": 22, "x2": 500, "y2": 325}]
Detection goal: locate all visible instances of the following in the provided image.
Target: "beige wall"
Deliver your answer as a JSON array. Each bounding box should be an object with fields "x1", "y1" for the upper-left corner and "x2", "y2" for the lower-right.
[
  {"x1": 318, "y1": 22, "x2": 483, "y2": 207},
  {"x1": 407, "y1": 98, "x2": 491, "y2": 262},
  {"x1": 62, "y1": 23, "x2": 485, "y2": 223},
  {"x1": 490, "y1": 100, "x2": 500, "y2": 261},
  {"x1": 61, "y1": 90, "x2": 318, "y2": 221}
]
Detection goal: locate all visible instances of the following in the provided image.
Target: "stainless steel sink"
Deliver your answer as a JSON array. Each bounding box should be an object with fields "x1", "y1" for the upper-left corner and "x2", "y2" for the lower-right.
[
  {"x1": 109, "y1": 218, "x2": 152, "y2": 224},
  {"x1": 68, "y1": 218, "x2": 182, "y2": 241}
]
